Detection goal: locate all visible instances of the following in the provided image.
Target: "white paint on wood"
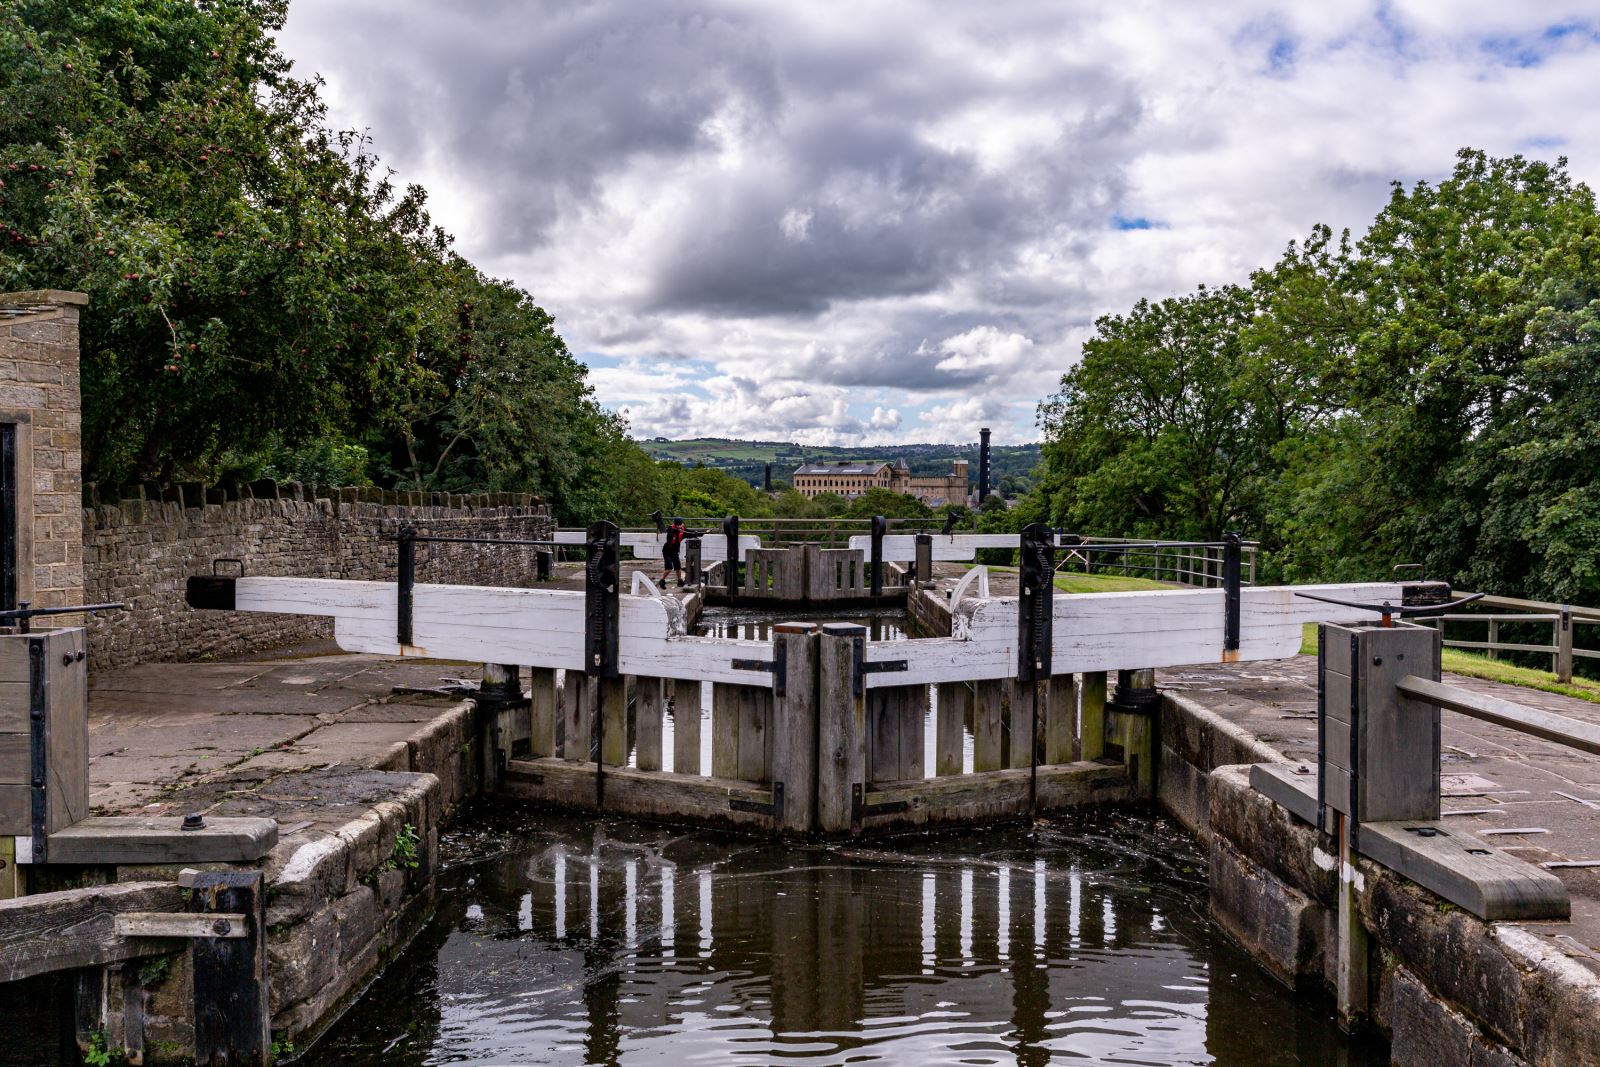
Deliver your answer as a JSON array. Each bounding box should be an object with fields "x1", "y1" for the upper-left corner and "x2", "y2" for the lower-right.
[
  {"x1": 949, "y1": 566, "x2": 990, "y2": 607},
  {"x1": 226, "y1": 575, "x2": 1411, "y2": 686}
]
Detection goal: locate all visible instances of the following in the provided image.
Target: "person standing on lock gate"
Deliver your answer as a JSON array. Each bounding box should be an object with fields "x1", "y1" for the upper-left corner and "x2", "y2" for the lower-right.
[{"x1": 661, "y1": 517, "x2": 687, "y2": 587}]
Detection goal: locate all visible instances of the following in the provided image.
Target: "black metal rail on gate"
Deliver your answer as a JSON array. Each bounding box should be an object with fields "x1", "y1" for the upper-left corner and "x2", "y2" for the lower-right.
[
  {"x1": 1018, "y1": 524, "x2": 1055, "y2": 813},
  {"x1": 0, "y1": 600, "x2": 125, "y2": 633},
  {"x1": 393, "y1": 523, "x2": 622, "y2": 807},
  {"x1": 391, "y1": 526, "x2": 618, "y2": 679},
  {"x1": 1056, "y1": 534, "x2": 1246, "y2": 652}
]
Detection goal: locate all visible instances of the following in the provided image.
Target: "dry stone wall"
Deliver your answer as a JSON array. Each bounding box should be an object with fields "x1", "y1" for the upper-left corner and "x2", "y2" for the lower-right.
[{"x1": 84, "y1": 481, "x2": 553, "y2": 670}]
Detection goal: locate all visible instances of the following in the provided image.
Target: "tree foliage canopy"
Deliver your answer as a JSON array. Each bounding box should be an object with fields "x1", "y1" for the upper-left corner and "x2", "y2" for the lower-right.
[
  {"x1": 0, "y1": 0, "x2": 653, "y2": 525},
  {"x1": 1037, "y1": 149, "x2": 1600, "y2": 604}
]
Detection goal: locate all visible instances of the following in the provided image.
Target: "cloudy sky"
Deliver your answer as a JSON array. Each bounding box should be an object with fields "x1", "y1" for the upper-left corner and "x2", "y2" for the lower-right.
[{"x1": 277, "y1": 2, "x2": 1600, "y2": 446}]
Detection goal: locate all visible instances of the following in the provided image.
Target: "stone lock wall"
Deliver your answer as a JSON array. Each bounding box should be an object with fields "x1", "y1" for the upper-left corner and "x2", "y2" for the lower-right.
[
  {"x1": 0, "y1": 290, "x2": 88, "y2": 612},
  {"x1": 83, "y1": 483, "x2": 553, "y2": 670}
]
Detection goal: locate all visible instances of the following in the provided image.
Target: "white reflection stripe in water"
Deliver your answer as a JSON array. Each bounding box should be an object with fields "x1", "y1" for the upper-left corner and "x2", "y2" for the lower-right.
[
  {"x1": 1034, "y1": 860, "x2": 1046, "y2": 953},
  {"x1": 699, "y1": 868, "x2": 712, "y2": 957},
  {"x1": 517, "y1": 891, "x2": 531, "y2": 932},
  {"x1": 1103, "y1": 895, "x2": 1116, "y2": 945},
  {"x1": 554, "y1": 849, "x2": 567, "y2": 940},
  {"x1": 662, "y1": 865, "x2": 676, "y2": 961},
  {"x1": 589, "y1": 860, "x2": 599, "y2": 940},
  {"x1": 959, "y1": 867, "x2": 973, "y2": 967},
  {"x1": 1069, "y1": 864, "x2": 1081, "y2": 949},
  {"x1": 920, "y1": 872, "x2": 935, "y2": 973},
  {"x1": 625, "y1": 859, "x2": 638, "y2": 951},
  {"x1": 997, "y1": 867, "x2": 1010, "y2": 962},
  {"x1": 700, "y1": 689, "x2": 712, "y2": 777}
]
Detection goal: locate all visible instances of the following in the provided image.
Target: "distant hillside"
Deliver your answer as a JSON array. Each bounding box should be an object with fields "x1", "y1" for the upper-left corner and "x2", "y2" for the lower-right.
[{"x1": 641, "y1": 437, "x2": 1043, "y2": 495}]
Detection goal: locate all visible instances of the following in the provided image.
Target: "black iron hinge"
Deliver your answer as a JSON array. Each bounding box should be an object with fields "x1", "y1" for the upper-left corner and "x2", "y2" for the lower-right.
[
  {"x1": 731, "y1": 641, "x2": 788, "y2": 695},
  {"x1": 850, "y1": 782, "x2": 912, "y2": 830},
  {"x1": 729, "y1": 781, "x2": 785, "y2": 820},
  {"x1": 850, "y1": 636, "x2": 907, "y2": 696}
]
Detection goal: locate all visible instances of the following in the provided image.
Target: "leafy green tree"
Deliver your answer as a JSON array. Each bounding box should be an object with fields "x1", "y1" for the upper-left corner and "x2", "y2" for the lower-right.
[
  {"x1": 1037, "y1": 148, "x2": 1600, "y2": 608},
  {"x1": 1038, "y1": 283, "x2": 1268, "y2": 541},
  {"x1": 0, "y1": 0, "x2": 671, "y2": 530},
  {"x1": 1, "y1": 0, "x2": 458, "y2": 484},
  {"x1": 841, "y1": 487, "x2": 932, "y2": 521}
]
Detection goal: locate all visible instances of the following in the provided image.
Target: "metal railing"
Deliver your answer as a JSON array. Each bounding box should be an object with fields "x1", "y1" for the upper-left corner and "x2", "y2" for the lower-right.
[{"x1": 1054, "y1": 536, "x2": 1259, "y2": 589}]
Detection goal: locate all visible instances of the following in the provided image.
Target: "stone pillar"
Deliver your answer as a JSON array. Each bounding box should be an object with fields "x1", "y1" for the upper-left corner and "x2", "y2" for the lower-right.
[{"x1": 0, "y1": 290, "x2": 88, "y2": 613}]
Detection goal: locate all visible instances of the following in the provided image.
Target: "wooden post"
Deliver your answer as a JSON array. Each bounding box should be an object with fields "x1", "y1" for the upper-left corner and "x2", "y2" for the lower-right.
[
  {"x1": 1486, "y1": 618, "x2": 1500, "y2": 662},
  {"x1": 869, "y1": 690, "x2": 899, "y2": 784},
  {"x1": 737, "y1": 685, "x2": 772, "y2": 784},
  {"x1": 529, "y1": 668, "x2": 557, "y2": 759},
  {"x1": 599, "y1": 676, "x2": 628, "y2": 767},
  {"x1": 478, "y1": 663, "x2": 521, "y2": 793},
  {"x1": 971, "y1": 679, "x2": 1004, "y2": 772},
  {"x1": 1006, "y1": 680, "x2": 1030, "y2": 770},
  {"x1": 1558, "y1": 608, "x2": 1574, "y2": 683},
  {"x1": 562, "y1": 673, "x2": 593, "y2": 762},
  {"x1": 934, "y1": 682, "x2": 968, "y2": 776},
  {"x1": 817, "y1": 624, "x2": 867, "y2": 834},
  {"x1": 635, "y1": 677, "x2": 666, "y2": 772},
  {"x1": 771, "y1": 623, "x2": 819, "y2": 834},
  {"x1": 900, "y1": 686, "x2": 927, "y2": 781},
  {"x1": 672, "y1": 680, "x2": 702, "y2": 775},
  {"x1": 712, "y1": 684, "x2": 739, "y2": 779},
  {"x1": 185, "y1": 869, "x2": 269, "y2": 1066},
  {"x1": 1080, "y1": 671, "x2": 1106, "y2": 760},
  {"x1": 1335, "y1": 811, "x2": 1369, "y2": 1028},
  {"x1": 1045, "y1": 674, "x2": 1077, "y2": 764}
]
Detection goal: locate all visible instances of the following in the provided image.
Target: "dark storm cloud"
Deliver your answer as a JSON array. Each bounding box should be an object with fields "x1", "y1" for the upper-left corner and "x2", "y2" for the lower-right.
[
  {"x1": 286, "y1": 0, "x2": 1139, "y2": 319},
  {"x1": 305, "y1": 2, "x2": 783, "y2": 252}
]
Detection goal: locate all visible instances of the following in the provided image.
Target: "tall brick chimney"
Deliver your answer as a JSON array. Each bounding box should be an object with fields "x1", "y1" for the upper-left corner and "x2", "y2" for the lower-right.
[{"x1": 978, "y1": 427, "x2": 991, "y2": 504}]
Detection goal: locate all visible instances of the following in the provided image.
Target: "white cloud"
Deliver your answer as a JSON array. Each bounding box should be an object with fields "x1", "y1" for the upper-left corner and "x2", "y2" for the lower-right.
[{"x1": 276, "y1": 1, "x2": 1600, "y2": 445}]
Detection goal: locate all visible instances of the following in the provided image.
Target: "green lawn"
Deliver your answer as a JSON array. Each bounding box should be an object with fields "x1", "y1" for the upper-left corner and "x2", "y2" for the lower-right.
[
  {"x1": 1297, "y1": 623, "x2": 1600, "y2": 706},
  {"x1": 1053, "y1": 572, "x2": 1181, "y2": 593},
  {"x1": 985, "y1": 565, "x2": 1178, "y2": 593}
]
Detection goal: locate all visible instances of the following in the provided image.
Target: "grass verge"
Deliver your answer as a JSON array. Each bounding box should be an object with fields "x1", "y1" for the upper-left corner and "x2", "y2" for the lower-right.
[
  {"x1": 1297, "y1": 623, "x2": 1600, "y2": 706},
  {"x1": 985, "y1": 565, "x2": 1178, "y2": 593}
]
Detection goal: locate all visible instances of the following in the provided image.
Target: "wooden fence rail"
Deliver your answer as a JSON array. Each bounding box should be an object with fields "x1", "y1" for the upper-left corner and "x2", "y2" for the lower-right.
[{"x1": 1420, "y1": 602, "x2": 1600, "y2": 683}]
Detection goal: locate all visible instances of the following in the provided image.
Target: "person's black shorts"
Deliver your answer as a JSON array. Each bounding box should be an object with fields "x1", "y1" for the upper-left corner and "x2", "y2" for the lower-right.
[{"x1": 663, "y1": 544, "x2": 681, "y2": 569}]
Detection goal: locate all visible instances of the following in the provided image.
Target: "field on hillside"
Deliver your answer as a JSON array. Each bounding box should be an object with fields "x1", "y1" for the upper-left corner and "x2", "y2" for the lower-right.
[{"x1": 642, "y1": 437, "x2": 1043, "y2": 492}]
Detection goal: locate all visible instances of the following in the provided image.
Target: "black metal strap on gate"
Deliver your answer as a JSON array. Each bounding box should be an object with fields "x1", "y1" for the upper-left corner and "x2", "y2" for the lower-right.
[
  {"x1": 28, "y1": 637, "x2": 45, "y2": 862},
  {"x1": 850, "y1": 634, "x2": 907, "y2": 696},
  {"x1": 731, "y1": 640, "x2": 787, "y2": 696},
  {"x1": 730, "y1": 781, "x2": 785, "y2": 820},
  {"x1": 1223, "y1": 531, "x2": 1242, "y2": 653},
  {"x1": 1348, "y1": 629, "x2": 1361, "y2": 852},
  {"x1": 584, "y1": 521, "x2": 620, "y2": 808},
  {"x1": 0, "y1": 600, "x2": 125, "y2": 634},
  {"x1": 1017, "y1": 523, "x2": 1055, "y2": 684},
  {"x1": 1018, "y1": 523, "x2": 1055, "y2": 812},
  {"x1": 389, "y1": 530, "x2": 570, "y2": 648}
]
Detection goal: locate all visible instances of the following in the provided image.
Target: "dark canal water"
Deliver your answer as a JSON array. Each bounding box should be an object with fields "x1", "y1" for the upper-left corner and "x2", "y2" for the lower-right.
[{"x1": 301, "y1": 806, "x2": 1388, "y2": 1066}]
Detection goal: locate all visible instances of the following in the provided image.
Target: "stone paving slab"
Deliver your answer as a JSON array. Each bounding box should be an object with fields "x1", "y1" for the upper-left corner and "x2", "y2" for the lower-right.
[
  {"x1": 1163, "y1": 655, "x2": 1600, "y2": 979},
  {"x1": 88, "y1": 653, "x2": 479, "y2": 815}
]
